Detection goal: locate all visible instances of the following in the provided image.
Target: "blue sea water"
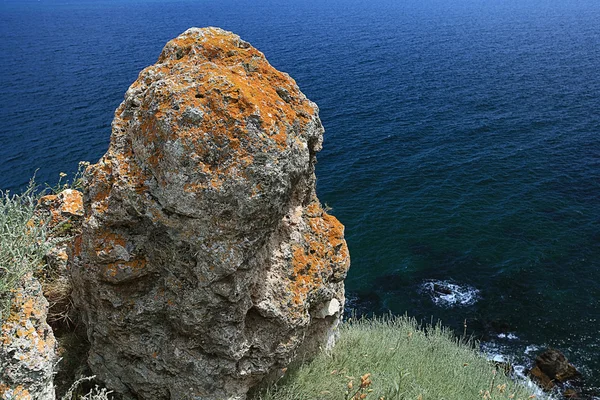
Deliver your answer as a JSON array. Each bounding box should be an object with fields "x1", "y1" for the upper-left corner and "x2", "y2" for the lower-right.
[{"x1": 1, "y1": 0, "x2": 599, "y2": 394}]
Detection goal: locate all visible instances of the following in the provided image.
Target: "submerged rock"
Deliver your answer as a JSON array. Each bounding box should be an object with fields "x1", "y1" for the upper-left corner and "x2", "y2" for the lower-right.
[
  {"x1": 0, "y1": 274, "x2": 57, "y2": 400},
  {"x1": 70, "y1": 27, "x2": 349, "y2": 399}
]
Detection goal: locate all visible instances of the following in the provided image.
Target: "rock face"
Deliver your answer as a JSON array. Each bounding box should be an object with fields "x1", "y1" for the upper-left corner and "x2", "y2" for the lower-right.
[
  {"x1": 0, "y1": 274, "x2": 57, "y2": 400},
  {"x1": 70, "y1": 27, "x2": 350, "y2": 399},
  {"x1": 37, "y1": 189, "x2": 84, "y2": 231},
  {"x1": 37, "y1": 189, "x2": 84, "y2": 329}
]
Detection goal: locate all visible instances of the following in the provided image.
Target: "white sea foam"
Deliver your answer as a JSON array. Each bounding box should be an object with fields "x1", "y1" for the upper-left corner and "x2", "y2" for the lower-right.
[
  {"x1": 524, "y1": 344, "x2": 539, "y2": 355},
  {"x1": 420, "y1": 280, "x2": 479, "y2": 307},
  {"x1": 481, "y1": 341, "x2": 507, "y2": 363},
  {"x1": 481, "y1": 342, "x2": 555, "y2": 400},
  {"x1": 491, "y1": 353, "x2": 506, "y2": 363},
  {"x1": 497, "y1": 333, "x2": 519, "y2": 340}
]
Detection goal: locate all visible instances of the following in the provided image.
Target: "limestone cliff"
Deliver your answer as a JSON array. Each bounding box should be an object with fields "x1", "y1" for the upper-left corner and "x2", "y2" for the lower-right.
[{"x1": 70, "y1": 27, "x2": 350, "y2": 399}]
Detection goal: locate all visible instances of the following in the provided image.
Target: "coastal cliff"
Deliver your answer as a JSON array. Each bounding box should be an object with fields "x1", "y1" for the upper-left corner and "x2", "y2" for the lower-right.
[
  {"x1": 2, "y1": 25, "x2": 571, "y2": 400},
  {"x1": 70, "y1": 27, "x2": 349, "y2": 399}
]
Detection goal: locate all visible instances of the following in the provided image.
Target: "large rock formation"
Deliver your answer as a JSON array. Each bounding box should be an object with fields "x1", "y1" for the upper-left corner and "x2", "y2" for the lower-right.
[{"x1": 70, "y1": 27, "x2": 350, "y2": 399}]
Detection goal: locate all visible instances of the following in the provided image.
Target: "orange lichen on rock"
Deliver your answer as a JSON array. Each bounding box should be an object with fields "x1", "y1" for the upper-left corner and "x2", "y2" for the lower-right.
[
  {"x1": 93, "y1": 230, "x2": 127, "y2": 256},
  {"x1": 0, "y1": 385, "x2": 32, "y2": 400},
  {"x1": 72, "y1": 234, "x2": 83, "y2": 258},
  {"x1": 36, "y1": 189, "x2": 83, "y2": 229},
  {"x1": 70, "y1": 27, "x2": 346, "y2": 400},
  {"x1": 58, "y1": 189, "x2": 84, "y2": 215},
  {"x1": 87, "y1": 161, "x2": 112, "y2": 215},
  {"x1": 119, "y1": 27, "x2": 321, "y2": 200},
  {"x1": 0, "y1": 274, "x2": 56, "y2": 399},
  {"x1": 288, "y1": 201, "x2": 350, "y2": 307},
  {"x1": 101, "y1": 257, "x2": 148, "y2": 283}
]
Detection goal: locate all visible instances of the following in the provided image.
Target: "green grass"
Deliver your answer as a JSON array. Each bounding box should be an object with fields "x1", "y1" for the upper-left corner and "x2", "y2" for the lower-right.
[
  {"x1": 0, "y1": 182, "x2": 50, "y2": 321},
  {"x1": 254, "y1": 315, "x2": 536, "y2": 400}
]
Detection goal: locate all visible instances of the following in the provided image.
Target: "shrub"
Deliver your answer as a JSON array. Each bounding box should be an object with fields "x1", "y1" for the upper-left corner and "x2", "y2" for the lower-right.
[
  {"x1": 61, "y1": 376, "x2": 113, "y2": 400},
  {"x1": 0, "y1": 181, "x2": 50, "y2": 321}
]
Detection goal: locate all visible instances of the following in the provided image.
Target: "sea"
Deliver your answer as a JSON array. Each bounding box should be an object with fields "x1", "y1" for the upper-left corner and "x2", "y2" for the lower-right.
[{"x1": 1, "y1": 0, "x2": 599, "y2": 396}]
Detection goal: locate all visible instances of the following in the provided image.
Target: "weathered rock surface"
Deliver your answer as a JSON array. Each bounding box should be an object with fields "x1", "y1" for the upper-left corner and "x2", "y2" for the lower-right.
[
  {"x1": 36, "y1": 189, "x2": 84, "y2": 329},
  {"x1": 535, "y1": 348, "x2": 580, "y2": 382},
  {"x1": 70, "y1": 27, "x2": 350, "y2": 399},
  {"x1": 0, "y1": 274, "x2": 57, "y2": 400},
  {"x1": 528, "y1": 348, "x2": 581, "y2": 393},
  {"x1": 37, "y1": 189, "x2": 84, "y2": 231}
]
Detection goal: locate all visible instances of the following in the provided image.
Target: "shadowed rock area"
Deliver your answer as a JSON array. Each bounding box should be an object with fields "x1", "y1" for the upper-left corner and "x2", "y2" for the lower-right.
[{"x1": 70, "y1": 27, "x2": 350, "y2": 399}]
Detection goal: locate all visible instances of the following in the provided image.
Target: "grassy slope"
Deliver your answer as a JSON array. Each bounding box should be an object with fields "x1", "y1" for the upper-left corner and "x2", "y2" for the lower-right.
[{"x1": 255, "y1": 316, "x2": 536, "y2": 400}]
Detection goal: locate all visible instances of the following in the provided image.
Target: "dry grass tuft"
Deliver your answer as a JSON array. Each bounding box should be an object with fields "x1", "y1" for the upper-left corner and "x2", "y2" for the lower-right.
[{"x1": 44, "y1": 274, "x2": 74, "y2": 328}]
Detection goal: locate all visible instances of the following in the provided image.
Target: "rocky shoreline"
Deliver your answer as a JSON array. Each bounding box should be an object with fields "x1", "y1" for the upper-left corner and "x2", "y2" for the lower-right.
[{"x1": 347, "y1": 287, "x2": 599, "y2": 400}]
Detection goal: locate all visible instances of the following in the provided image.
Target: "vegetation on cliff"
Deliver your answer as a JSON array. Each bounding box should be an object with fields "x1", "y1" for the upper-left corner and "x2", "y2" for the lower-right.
[
  {"x1": 255, "y1": 316, "x2": 537, "y2": 400},
  {"x1": 0, "y1": 182, "x2": 50, "y2": 320}
]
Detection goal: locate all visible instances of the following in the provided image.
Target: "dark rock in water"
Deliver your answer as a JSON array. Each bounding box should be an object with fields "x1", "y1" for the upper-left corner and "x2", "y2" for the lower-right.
[
  {"x1": 489, "y1": 319, "x2": 512, "y2": 335},
  {"x1": 529, "y1": 365, "x2": 556, "y2": 391},
  {"x1": 527, "y1": 348, "x2": 582, "y2": 396},
  {"x1": 474, "y1": 318, "x2": 514, "y2": 341},
  {"x1": 433, "y1": 283, "x2": 452, "y2": 295},
  {"x1": 536, "y1": 348, "x2": 580, "y2": 382}
]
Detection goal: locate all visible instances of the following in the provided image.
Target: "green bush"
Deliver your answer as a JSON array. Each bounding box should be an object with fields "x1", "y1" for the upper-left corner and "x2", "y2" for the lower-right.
[
  {"x1": 254, "y1": 315, "x2": 536, "y2": 400},
  {"x1": 0, "y1": 182, "x2": 50, "y2": 321}
]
